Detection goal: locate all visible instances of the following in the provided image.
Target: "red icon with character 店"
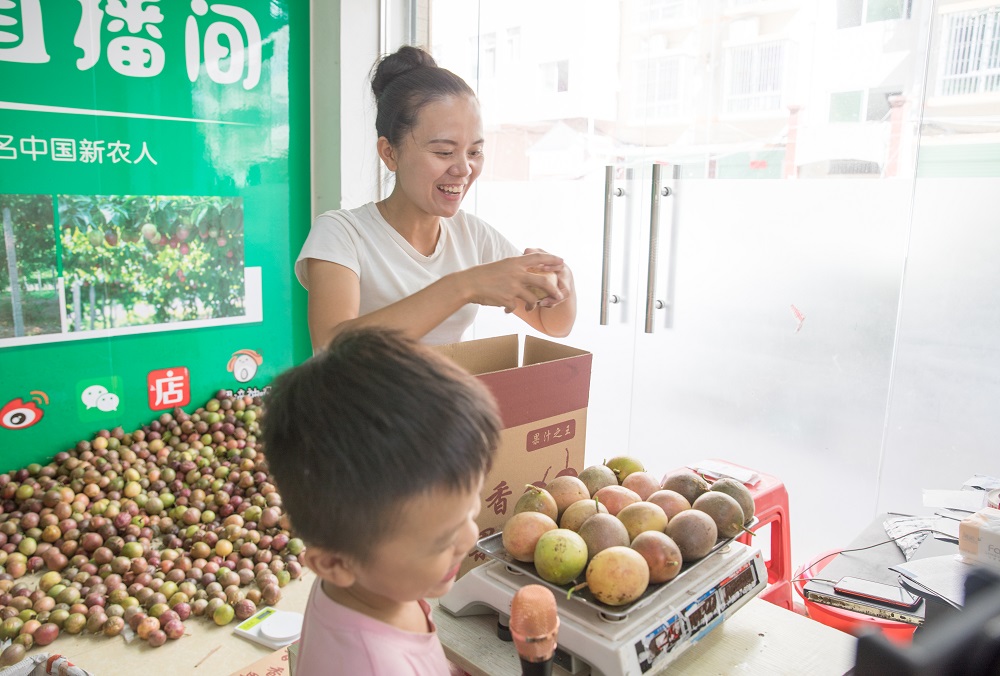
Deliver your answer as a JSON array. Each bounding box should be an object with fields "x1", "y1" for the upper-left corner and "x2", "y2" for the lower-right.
[{"x1": 147, "y1": 367, "x2": 191, "y2": 410}]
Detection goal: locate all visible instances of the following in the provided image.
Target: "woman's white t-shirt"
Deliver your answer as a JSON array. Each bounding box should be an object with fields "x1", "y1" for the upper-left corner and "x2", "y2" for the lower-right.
[{"x1": 295, "y1": 202, "x2": 520, "y2": 345}]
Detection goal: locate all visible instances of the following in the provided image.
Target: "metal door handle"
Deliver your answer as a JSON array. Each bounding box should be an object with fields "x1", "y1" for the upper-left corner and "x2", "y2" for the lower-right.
[
  {"x1": 645, "y1": 164, "x2": 663, "y2": 333},
  {"x1": 600, "y1": 165, "x2": 622, "y2": 325}
]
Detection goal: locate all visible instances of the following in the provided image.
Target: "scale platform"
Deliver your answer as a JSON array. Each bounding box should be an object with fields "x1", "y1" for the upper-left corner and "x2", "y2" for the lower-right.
[{"x1": 440, "y1": 537, "x2": 767, "y2": 676}]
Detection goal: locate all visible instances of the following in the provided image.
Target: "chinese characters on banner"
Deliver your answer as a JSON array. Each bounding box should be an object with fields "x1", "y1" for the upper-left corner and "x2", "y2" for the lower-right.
[
  {"x1": 0, "y1": 135, "x2": 157, "y2": 164},
  {"x1": 1, "y1": 0, "x2": 262, "y2": 89},
  {"x1": 0, "y1": 0, "x2": 303, "y2": 473}
]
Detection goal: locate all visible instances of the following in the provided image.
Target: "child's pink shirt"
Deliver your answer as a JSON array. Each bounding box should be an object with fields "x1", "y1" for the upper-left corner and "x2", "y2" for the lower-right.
[{"x1": 295, "y1": 577, "x2": 464, "y2": 675}]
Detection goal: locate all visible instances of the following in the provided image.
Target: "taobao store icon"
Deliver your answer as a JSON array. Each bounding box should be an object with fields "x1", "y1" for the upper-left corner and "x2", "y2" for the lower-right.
[{"x1": 147, "y1": 367, "x2": 191, "y2": 410}]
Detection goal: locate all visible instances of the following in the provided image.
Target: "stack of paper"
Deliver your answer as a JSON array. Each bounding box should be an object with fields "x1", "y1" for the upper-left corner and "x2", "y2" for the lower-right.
[{"x1": 891, "y1": 555, "x2": 971, "y2": 608}]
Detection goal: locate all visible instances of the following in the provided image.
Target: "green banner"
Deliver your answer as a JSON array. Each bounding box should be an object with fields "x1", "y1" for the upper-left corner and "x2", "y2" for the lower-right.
[{"x1": 0, "y1": 0, "x2": 311, "y2": 471}]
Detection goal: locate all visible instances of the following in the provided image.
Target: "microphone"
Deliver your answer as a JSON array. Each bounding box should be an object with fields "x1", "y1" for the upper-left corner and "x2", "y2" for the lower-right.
[{"x1": 509, "y1": 584, "x2": 560, "y2": 676}]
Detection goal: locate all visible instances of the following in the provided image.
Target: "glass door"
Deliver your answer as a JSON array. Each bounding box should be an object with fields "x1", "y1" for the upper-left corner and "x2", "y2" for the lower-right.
[
  {"x1": 429, "y1": 0, "x2": 652, "y2": 458},
  {"x1": 426, "y1": 0, "x2": 996, "y2": 565},
  {"x1": 876, "y1": 1, "x2": 1000, "y2": 514},
  {"x1": 624, "y1": 0, "x2": 935, "y2": 562}
]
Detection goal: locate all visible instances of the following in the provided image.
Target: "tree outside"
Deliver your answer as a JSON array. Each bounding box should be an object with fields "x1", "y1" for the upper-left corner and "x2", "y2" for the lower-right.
[
  {"x1": 58, "y1": 194, "x2": 246, "y2": 331},
  {"x1": 1, "y1": 194, "x2": 59, "y2": 339}
]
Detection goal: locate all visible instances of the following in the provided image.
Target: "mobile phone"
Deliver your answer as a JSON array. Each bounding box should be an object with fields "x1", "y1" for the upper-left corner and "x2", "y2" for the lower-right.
[{"x1": 833, "y1": 576, "x2": 922, "y2": 610}]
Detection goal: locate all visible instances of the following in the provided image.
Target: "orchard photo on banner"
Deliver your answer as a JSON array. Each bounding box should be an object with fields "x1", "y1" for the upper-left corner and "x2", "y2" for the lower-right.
[
  {"x1": 58, "y1": 194, "x2": 246, "y2": 331},
  {"x1": 1, "y1": 192, "x2": 261, "y2": 348},
  {"x1": 1, "y1": 193, "x2": 58, "y2": 339}
]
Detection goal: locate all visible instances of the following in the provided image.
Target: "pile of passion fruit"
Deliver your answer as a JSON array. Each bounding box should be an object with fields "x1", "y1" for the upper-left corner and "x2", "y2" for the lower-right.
[
  {"x1": 0, "y1": 393, "x2": 302, "y2": 666},
  {"x1": 500, "y1": 456, "x2": 755, "y2": 606}
]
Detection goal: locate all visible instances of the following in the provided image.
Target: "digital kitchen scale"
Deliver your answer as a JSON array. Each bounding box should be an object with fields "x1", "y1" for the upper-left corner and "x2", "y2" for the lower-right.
[
  {"x1": 233, "y1": 607, "x2": 304, "y2": 650},
  {"x1": 440, "y1": 534, "x2": 767, "y2": 676}
]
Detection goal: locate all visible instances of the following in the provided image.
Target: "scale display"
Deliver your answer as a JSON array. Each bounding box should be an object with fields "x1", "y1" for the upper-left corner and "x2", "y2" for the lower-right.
[{"x1": 634, "y1": 558, "x2": 760, "y2": 672}]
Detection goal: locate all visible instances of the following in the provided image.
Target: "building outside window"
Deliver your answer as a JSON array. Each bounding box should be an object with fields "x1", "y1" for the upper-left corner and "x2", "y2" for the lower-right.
[
  {"x1": 837, "y1": 0, "x2": 914, "y2": 28},
  {"x1": 639, "y1": 0, "x2": 689, "y2": 23},
  {"x1": 636, "y1": 55, "x2": 685, "y2": 120},
  {"x1": 937, "y1": 6, "x2": 1000, "y2": 96},
  {"x1": 540, "y1": 59, "x2": 569, "y2": 93},
  {"x1": 724, "y1": 40, "x2": 787, "y2": 113}
]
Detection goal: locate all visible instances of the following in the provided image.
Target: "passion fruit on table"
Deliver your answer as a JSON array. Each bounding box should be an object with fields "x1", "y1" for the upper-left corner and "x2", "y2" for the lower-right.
[{"x1": 0, "y1": 391, "x2": 303, "y2": 655}]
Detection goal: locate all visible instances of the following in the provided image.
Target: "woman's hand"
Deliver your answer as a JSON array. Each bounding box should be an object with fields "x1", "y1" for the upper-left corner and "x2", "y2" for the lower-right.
[
  {"x1": 461, "y1": 252, "x2": 566, "y2": 314},
  {"x1": 516, "y1": 247, "x2": 576, "y2": 337},
  {"x1": 522, "y1": 247, "x2": 572, "y2": 309}
]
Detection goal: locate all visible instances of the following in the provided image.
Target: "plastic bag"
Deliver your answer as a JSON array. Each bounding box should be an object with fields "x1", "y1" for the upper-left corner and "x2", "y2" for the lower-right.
[{"x1": 0, "y1": 653, "x2": 96, "y2": 676}]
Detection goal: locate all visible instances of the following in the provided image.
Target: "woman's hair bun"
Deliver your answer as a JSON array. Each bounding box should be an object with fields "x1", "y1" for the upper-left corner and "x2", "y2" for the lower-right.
[{"x1": 371, "y1": 45, "x2": 438, "y2": 99}]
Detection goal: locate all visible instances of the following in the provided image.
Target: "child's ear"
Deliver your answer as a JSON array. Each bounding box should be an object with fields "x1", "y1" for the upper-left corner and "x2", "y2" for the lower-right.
[{"x1": 302, "y1": 546, "x2": 357, "y2": 587}]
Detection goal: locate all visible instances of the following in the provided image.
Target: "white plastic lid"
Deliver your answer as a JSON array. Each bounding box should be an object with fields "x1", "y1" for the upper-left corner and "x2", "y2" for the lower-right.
[{"x1": 260, "y1": 611, "x2": 304, "y2": 642}]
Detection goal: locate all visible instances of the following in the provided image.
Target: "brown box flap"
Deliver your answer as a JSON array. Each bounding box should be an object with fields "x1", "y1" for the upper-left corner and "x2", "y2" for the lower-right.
[
  {"x1": 478, "y1": 357, "x2": 591, "y2": 431},
  {"x1": 523, "y1": 335, "x2": 591, "y2": 365},
  {"x1": 436, "y1": 335, "x2": 592, "y2": 429},
  {"x1": 433, "y1": 334, "x2": 518, "y2": 375}
]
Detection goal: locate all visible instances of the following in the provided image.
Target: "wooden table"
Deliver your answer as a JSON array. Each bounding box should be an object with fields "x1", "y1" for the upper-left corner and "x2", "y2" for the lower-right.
[
  {"x1": 434, "y1": 596, "x2": 859, "y2": 676},
  {"x1": 27, "y1": 570, "x2": 316, "y2": 676},
  {"x1": 41, "y1": 570, "x2": 857, "y2": 675}
]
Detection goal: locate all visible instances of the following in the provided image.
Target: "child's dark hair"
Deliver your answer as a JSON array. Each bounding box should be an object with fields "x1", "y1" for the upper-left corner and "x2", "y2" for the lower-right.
[
  {"x1": 261, "y1": 328, "x2": 500, "y2": 562},
  {"x1": 370, "y1": 45, "x2": 476, "y2": 146}
]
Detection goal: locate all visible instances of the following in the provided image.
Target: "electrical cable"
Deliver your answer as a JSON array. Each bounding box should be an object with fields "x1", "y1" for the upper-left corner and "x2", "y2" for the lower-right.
[{"x1": 795, "y1": 527, "x2": 957, "y2": 580}]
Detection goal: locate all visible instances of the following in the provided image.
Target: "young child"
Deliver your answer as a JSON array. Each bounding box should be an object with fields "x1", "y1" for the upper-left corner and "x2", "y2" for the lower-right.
[{"x1": 261, "y1": 327, "x2": 500, "y2": 675}]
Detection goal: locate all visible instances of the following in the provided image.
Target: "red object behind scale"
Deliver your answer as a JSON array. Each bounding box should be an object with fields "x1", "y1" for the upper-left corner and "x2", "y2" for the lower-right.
[{"x1": 671, "y1": 460, "x2": 794, "y2": 610}]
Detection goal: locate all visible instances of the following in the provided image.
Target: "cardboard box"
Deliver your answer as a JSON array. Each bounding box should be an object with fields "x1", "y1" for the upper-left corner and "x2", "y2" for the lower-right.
[
  {"x1": 434, "y1": 335, "x2": 592, "y2": 577},
  {"x1": 959, "y1": 507, "x2": 1000, "y2": 570},
  {"x1": 229, "y1": 644, "x2": 294, "y2": 676}
]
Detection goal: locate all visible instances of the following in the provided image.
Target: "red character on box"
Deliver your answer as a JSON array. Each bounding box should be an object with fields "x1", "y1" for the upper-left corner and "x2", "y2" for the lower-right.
[{"x1": 486, "y1": 481, "x2": 512, "y2": 515}]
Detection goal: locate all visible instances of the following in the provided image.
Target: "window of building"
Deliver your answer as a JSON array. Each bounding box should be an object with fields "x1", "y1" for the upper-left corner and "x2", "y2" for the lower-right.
[
  {"x1": 724, "y1": 40, "x2": 786, "y2": 113},
  {"x1": 867, "y1": 87, "x2": 902, "y2": 121},
  {"x1": 830, "y1": 90, "x2": 864, "y2": 122},
  {"x1": 637, "y1": 55, "x2": 684, "y2": 120},
  {"x1": 837, "y1": 0, "x2": 912, "y2": 29},
  {"x1": 938, "y1": 7, "x2": 1000, "y2": 96},
  {"x1": 505, "y1": 27, "x2": 521, "y2": 62},
  {"x1": 828, "y1": 88, "x2": 902, "y2": 122},
  {"x1": 481, "y1": 32, "x2": 497, "y2": 78},
  {"x1": 541, "y1": 60, "x2": 569, "y2": 93},
  {"x1": 639, "y1": 0, "x2": 687, "y2": 24}
]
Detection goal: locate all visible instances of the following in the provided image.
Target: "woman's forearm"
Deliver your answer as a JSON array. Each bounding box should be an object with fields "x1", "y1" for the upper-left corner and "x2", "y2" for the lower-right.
[{"x1": 310, "y1": 273, "x2": 470, "y2": 350}]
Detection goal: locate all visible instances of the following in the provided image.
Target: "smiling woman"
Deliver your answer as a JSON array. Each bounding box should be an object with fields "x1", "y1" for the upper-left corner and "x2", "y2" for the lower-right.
[{"x1": 295, "y1": 45, "x2": 577, "y2": 350}]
